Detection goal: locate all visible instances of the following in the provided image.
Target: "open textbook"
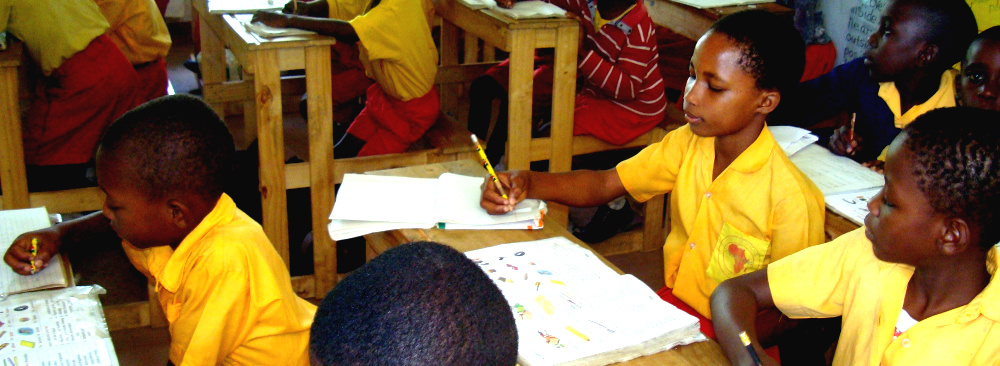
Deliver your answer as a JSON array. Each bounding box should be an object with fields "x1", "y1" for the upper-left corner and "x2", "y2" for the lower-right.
[
  {"x1": 467, "y1": 237, "x2": 705, "y2": 366},
  {"x1": 207, "y1": 0, "x2": 282, "y2": 14},
  {"x1": 328, "y1": 173, "x2": 546, "y2": 240},
  {"x1": 0, "y1": 208, "x2": 72, "y2": 297},
  {"x1": 788, "y1": 143, "x2": 884, "y2": 196}
]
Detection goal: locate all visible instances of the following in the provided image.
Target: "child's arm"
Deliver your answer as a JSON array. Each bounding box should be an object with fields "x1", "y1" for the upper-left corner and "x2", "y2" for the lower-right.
[
  {"x1": 3, "y1": 212, "x2": 113, "y2": 275},
  {"x1": 577, "y1": 23, "x2": 659, "y2": 102},
  {"x1": 282, "y1": 0, "x2": 328, "y2": 17},
  {"x1": 480, "y1": 169, "x2": 628, "y2": 214},
  {"x1": 251, "y1": 11, "x2": 359, "y2": 43},
  {"x1": 710, "y1": 270, "x2": 781, "y2": 366}
]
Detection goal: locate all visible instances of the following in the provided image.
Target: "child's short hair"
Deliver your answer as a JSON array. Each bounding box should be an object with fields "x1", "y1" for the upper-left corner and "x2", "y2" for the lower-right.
[
  {"x1": 902, "y1": 107, "x2": 1000, "y2": 248},
  {"x1": 98, "y1": 94, "x2": 235, "y2": 201},
  {"x1": 897, "y1": 0, "x2": 978, "y2": 69},
  {"x1": 309, "y1": 241, "x2": 518, "y2": 366},
  {"x1": 709, "y1": 9, "x2": 805, "y2": 95},
  {"x1": 965, "y1": 26, "x2": 1000, "y2": 65}
]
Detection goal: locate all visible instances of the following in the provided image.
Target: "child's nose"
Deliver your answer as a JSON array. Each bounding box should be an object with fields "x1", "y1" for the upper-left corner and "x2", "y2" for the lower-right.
[
  {"x1": 981, "y1": 81, "x2": 998, "y2": 99},
  {"x1": 867, "y1": 32, "x2": 879, "y2": 48},
  {"x1": 867, "y1": 189, "x2": 883, "y2": 216}
]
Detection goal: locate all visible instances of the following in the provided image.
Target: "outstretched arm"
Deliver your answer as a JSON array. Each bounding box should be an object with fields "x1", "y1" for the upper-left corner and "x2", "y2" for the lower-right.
[
  {"x1": 481, "y1": 169, "x2": 628, "y2": 214},
  {"x1": 251, "y1": 10, "x2": 359, "y2": 43},
  {"x1": 710, "y1": 270, "x2": 780, "y2": 366}
]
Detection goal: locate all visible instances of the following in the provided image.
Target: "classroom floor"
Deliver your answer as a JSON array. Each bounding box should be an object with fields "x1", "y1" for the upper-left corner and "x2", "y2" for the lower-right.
[{"x1": 102, "y1": 22, "x2": 665, "y2": 365}]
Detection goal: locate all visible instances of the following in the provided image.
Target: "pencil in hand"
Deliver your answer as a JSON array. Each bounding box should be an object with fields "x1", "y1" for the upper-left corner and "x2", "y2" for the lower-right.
[
  {"x1": 30, "y1": 237, "x2": 38, "y2": 274},
  {"x1": 849, "y1": 112, "x2": 856, "y2": 141},
  {"x1": 470, "y1": 134, "x2": 509, "y2": 200},
  {"x1": 739, "y1": 331, "x2": 762, "y2": 366}
]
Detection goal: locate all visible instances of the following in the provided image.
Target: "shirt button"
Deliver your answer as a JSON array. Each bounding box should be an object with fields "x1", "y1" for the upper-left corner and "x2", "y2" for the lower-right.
[
  {"x1": 689, "y1": 242, "x2": 696, "y2": 249},
  {"x1": 901, "y1": 338, "x2": 910, "y2": 348},
  {"x1": 705, "y1": 192, "x2": 712, "y2": 198}
]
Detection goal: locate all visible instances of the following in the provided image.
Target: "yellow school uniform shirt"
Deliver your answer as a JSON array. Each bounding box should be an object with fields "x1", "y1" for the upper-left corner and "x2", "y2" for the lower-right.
[
  {"x1": 0, "y1": 0, "x2": 109, "y2": 75},
  {"x1": 875, "y1": 69, "x2": 957, "y2": 160},
  {"x1": 769, "y1": 228, "x2": 1000, "y2": 366},
  {"x1": 326, "y1": 0, "x2": 437, "y2": 101},
  {"x1": 121, "y1": 194, "x2": 316, "y2": 366},
  {"x1": 616, "y1": 125, "x2": 825, "y2": 318},
  {"x1": 93, "y1": 0, "x2": 172, "y2": 65}
]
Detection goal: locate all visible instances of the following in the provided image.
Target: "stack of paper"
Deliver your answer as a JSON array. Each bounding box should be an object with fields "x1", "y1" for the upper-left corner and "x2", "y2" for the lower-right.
[
  {"x1": 242, "y1": 20, "x2": 317, "y2": 38},
  {"x1": 327, "y1": 173, "x2": 547, "y2": 240},
  {"x1": 461, "y1": 0, "x2": 567, "y2": 19},
  {"x1": 467, "y1": 238, "x2": 705, "y2": 366},
  {"x1": 0, "y1": 207, "x2": 72, "y2": 297},
  {"x1": 207, "y1": 0, "x2": 283, "y2": 14},
  {"x1": 769, "y1": 125, "x2": 819, "y2": 157},
  {"x1": 669, "y1": 0, "x2": 775, "y2": 9},
  {"x1": 787, "y1": 143, "x2": 885, "y2": 226}
]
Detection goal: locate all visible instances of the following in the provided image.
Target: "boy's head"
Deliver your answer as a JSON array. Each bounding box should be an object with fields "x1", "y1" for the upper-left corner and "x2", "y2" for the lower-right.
[
  {"x1": 683, "y1": 10, "x2": 804, "y2": 138},
  {"x1": 866, "y1": 107, "x2": 1000, "y2": 265},
  {"x1": 958, "y1": 26, "x2": 1000, "y2": 111},
  {"x1": 309, "y1": 241, "x2": 518, "y2": 366},
  {"x1": 865, "y1": 0, "x2": 978, "y2": 81},
  {"x1": 96, "y1": 95, "x2": 235, "y2": 248}
]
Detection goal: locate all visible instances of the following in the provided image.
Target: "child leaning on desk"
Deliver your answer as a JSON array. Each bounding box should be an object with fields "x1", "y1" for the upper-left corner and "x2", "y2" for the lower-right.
[
  {"x1": 251, "y1": 0, "x2": 439, "y2": 158},
  {"x1": 481, "y1": 8, "x2": 825, "y2": 345},
  {"x1": 3, "y1": 95, "x2": 317, "y2": 366},
  {"x1": 711, "y1": 107, "x2": 1000, "y2": 366},
  {"x1": 769, "y1": 0, "x2": 978, "y2": 163}
]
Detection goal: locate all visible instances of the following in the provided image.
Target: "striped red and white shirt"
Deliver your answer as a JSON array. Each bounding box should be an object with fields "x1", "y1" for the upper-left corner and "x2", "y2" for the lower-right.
[{"x1": 550, "y1": 0, "x2": 667, "y2": 118}]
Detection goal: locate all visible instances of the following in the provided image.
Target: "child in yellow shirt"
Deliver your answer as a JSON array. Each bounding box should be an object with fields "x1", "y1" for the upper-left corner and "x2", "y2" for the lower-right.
[
  {"x1": 309, "y1": 241, "x2": 517, "y2": 365},
  {"x1": 4, "y1": 95, "x2": 316, "y2": 366},
  {"x1": 252, "y1": 0, "x2": 439, "y2": 157},
  {"x1": 712, "y1": 107, "x2": 1000, "y2": 366},
  {"x1": 481, "y1": 10, "x2": 824, "y2": 332}
]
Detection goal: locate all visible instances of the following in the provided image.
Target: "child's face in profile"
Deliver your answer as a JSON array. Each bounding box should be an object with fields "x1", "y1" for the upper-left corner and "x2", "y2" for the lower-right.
[
  {"x1": 683, "y1": 31, "x2": 769, "y2": 139},
  {"x1": 864, "y1": 135, "x2": 942, "y2": 265},
  {"x1": 865, "y1": 1, "x2": 928, "y2": 82},
  {"x1": 959, "y1": 39, "x2": 1000, "y2": 111},
  {"x1": 96, "y1": 153, "x2": 179, "y2": 249}
]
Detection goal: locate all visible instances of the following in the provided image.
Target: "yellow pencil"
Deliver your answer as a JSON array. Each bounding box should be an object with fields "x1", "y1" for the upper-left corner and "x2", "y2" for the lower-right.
[
  {"x1": 565, "y1": 326, "x2": 590, "y2": 341},
  {"x1": 849, "y1": 112, "x2": 856, "y2": 141},
  {"x1": 470, "y1": 134, "x2": 509, "y2": 200},
  {"x1": 30, "y1": 237, "x2": 38, "y2": 274}
]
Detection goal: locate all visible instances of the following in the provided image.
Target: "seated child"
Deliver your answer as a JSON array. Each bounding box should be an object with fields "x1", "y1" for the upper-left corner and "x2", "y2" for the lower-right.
[
  {"x1": 481, "y1": 10, "x2": 825, "y2": 331},
  {"x1": 252, "y1": 0, "x2": 439, "y2": 158},
  {"x1": 957, "y1": 26, "x2": 1000, "y2": 111},
  {"x1": 94, "y1": 0, "x2": 173, "y2": 104},
  {"x1": 711, "y1": 107, "x2": 1000, "y2": 366},
  {"x1": 468, "y1": 0, "x2": 667, "y2": 164},
  {"x1": 3, "y1": 95, "x2": 317, "y2": 365},
  {"x1": 309, "y1": 241, "x2": 518, "y2": 365},
  {"x1": 2, "y1": 0, "x2": 139, "y2": 190},
  {"x1": 769, "y1": 0, "x2": 978, "y2": 162}
]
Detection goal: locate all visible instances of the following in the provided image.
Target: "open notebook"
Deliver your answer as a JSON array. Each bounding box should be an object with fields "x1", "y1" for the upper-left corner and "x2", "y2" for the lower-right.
[
  {"x1": 0, "y1": 208, "x2": 72, "y2": 297},
  {"x1": 328, "y1": 173, "x2": 546, "y2": 240},
  {"x1": 467, "y1": 237, "x2": 705, "y2": 366}
]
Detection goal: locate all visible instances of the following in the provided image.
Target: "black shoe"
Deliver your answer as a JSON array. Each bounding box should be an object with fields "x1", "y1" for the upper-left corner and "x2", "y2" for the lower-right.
[
  {"x1": 183, "y1": 59, "x2": 201, "y2": 76},
  {"x1": 573, "y1": 203, "x2": 636, "y2": 243}
]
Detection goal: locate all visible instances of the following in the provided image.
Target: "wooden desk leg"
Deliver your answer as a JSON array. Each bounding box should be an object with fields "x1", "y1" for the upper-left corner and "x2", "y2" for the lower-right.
[
  {"x1": 305, "y1": 45, "x2": 337, "y2": 296},
  {"x1": 0, "y1": 66, "x2": 29, "y2": 209},
  {"x1": 440, "y1": 20, "x2": 461, "y2": 119},
  {"x1": 545, "y1": 25, "x2": 579, "y2": 227},
  {"x1": 505, "y1": 31, "x2": 535, "y2": 171},
  {"x1": 199, "y1": 13, "x2": 227, "y2": 119},
  {"x1": 251, "y1": 49, "x2": 290, "y2": 266}
]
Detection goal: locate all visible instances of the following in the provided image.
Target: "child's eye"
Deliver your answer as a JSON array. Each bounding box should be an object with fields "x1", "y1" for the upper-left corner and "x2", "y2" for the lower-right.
[
  {"x1": 708, "y1": 84, "x2": 723, "y2": 92},
  {"x1": 964, "y1": 70, "x2": 985, "y2": 84}
]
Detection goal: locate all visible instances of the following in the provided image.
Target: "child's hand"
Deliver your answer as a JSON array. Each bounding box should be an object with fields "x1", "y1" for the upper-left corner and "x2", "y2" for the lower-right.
[
  {"x1": 828, "y1": 125, "x2": 861, "y2": 157},
  {"x1": 481, "y1": 171, "x2": 530, "y2": 214},
  {"x1": 862, "y1": 160, "x2": 885, "y2": 174},
  {"x1": 496, "y1": 0, "x2": 515, "y2": 9},
  {"x1": 3, "y1": 228, "x2": 62, "y2": 276},
  {"x1": 252, "y1": 10, "x2": 292, "y2": 28}
]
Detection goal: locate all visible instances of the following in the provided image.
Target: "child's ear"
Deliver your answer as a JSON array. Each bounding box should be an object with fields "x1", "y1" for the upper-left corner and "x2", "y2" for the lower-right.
[
  {"x1": 166, "y1": 198, "x2": 191, "y2": 229},
  {"x1": 755, "y1": 90, "x2": 781, "y2": 115},
  {"x1": 938, "y1": 216, "x2": 971, "y2": 256},
  {"x1": 917, "y1": 44, "x2": 940, "y2": 68}
]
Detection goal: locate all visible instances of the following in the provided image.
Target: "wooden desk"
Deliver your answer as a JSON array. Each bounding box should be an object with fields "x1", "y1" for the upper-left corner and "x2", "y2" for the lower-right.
[
  {"x1": 193, "y1": 2, "x2": 339, "y2": 296},
  {"x1": 436, "y1": 0, "x2": 580, "y2": 225},
  {"x1": 0, "y1": 40, "x2": 29, "y2": 210},
  {"x1": 646, "y1": 0, "x2": 792, "y2": 41}
]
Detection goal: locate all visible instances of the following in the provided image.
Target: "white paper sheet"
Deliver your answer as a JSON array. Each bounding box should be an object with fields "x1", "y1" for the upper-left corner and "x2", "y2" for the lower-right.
[
  {"x1": 790, "y1": 144, "x2": 884, "y2": 196},
  {"x1": 769, "y1": 126, "x2": 819, "y2": 157},
  {"x1": 669, "y1": 0, "x2": 775, "y2": 9},
  {"x1": 0, "y1": 208, "x2": 69, "y2": 296},
  {"x1": 825, "y1": 187, "x2": 881, "y2": 226}
]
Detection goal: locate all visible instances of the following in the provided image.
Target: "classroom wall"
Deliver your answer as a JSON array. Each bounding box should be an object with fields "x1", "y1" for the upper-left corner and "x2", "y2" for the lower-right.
[{"x1": 819, "y1": 0, "x2": 999, "y2": 66}]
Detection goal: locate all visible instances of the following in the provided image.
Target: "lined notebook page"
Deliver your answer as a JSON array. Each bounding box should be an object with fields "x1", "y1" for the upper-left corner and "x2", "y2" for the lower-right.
[{"x1": 0, "y1": 208, "x2": 70, "y2": 295}]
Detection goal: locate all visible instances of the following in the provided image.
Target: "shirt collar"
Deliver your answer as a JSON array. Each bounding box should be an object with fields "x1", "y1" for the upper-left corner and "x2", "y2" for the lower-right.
[
  {"x1": 973, "y1": 246, "x2": 1000, "y2": 321},
  {"x1": 157, "y1": 194, "x2": 235, "y2": 293},
  {"x1": 724, "y1": 125, "x2": 776, "y2": 174},
  {"x1": 876, "y1": 69, "x2": 957, "y2": 128}
]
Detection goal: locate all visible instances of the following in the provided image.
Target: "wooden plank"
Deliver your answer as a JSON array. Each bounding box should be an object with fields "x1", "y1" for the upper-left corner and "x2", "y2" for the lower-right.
[
  {"x1": 644, "y1": 0, "x2": 716, "y2": 40},
  {"x1": 104, "y1": 301, "x2": 151, "y2": 331},
  {"x1": 198, "y1": 0, "x2": 229, "y2": 118},
  {"x1": 291, "y1": 275, "x2": 317, "y2": 299},
  {"x1": 435, "y1": 0, "x2": 510, "y2": 50},
  {"x1": 642, "y1": 195, "x2": 666, "y2": 252},
  {"x1": 250, "y1": 49, "x2": 290, "y2": 267},
  {"x1": 28, "y1": 188, "x2": 104, "y2": 214},
  {"x1": 435, "y1": 63, "x2": 500, "y2": 85},
  {"x1": 305, "y1": 45, "x2": 338, "y2": 296},
  {"x1": 505, "y1": 30, "x2": 535, "y2": 171},
  {"x1": 147, "y1": 283, "x2": 167, "y2": 328},
  {"x1": 0, "y1": 65, "x2": 28, "y2": 210},
  {"x1": 825, "y1": 210, "x2": 860, "y2": 240}
]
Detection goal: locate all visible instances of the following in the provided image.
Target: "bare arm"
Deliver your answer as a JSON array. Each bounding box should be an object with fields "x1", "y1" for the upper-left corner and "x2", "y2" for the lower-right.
[
  {"x1": 4, "y1": 212, "x2": 113, "y2": 275},
  {"x1": 710, "y1": 270, "x2": 780, "y2": 366},
  {"x1": 481, "y1": 169, "x2": 628, "y2": 214},
  {"x1": 251, "y1": 10, "x2": 359, "y2": 43}
]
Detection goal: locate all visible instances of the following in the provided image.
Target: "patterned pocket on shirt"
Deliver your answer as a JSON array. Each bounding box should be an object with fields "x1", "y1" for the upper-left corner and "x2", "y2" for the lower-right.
[{"x1": 705, "y1": 222, "x2": 770, "y2": 284}]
